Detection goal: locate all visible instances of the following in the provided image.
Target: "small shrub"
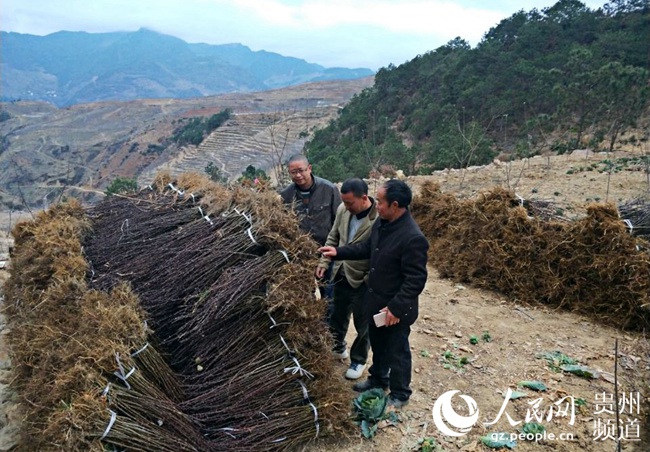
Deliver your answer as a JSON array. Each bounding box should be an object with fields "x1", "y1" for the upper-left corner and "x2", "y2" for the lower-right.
[{"x1": 105, "y1": 177, "x2": 138, "y2": 196}]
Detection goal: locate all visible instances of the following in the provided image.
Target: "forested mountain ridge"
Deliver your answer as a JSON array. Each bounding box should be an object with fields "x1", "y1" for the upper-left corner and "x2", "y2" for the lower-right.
[{"x1": 306, "y1": 0, "x2": 649, "y2": 181}]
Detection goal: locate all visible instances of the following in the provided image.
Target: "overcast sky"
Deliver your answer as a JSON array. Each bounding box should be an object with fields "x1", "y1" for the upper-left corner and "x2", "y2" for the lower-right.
[{"x1": 2, "y1": 0, "x2": 609, "y2": 70}]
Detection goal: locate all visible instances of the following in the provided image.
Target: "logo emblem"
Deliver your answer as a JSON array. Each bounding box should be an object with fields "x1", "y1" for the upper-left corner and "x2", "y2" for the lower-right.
[{"x1": 432, "y1": 390, "x2": 479, "y2": 437}]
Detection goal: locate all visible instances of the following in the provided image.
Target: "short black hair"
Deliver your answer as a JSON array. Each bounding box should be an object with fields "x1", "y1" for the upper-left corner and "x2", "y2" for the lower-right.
[
  {"x1": 383, "y1": 179, "x2": 412, "y2": 208},
  {"x1": 287, "y1": 154, "x2": 309, "y2": 166},
  {"x1": 340, "y1": 178, "x2": 368, "y2": 197}
]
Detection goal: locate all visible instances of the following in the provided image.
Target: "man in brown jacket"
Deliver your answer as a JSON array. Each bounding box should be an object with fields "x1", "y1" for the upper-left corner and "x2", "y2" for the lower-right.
[{"x1": 316, "y1": 178, "x2": 377, "y2": 379}]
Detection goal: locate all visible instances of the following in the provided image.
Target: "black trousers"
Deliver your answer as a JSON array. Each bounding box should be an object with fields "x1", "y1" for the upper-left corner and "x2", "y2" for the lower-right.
[
  {"x1": 367, "y1": 322, "x2": 412, "y2": 401},
  {"x1": 329, "y1": 274, "x2": 370, "y2": 365}
]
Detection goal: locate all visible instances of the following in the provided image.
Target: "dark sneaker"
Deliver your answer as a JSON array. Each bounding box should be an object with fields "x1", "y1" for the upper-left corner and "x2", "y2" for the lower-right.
[
  {"x1": 387, "y1": 395, "x2": 409, "y2": 409},
  {"x1": 352, "y1": 379, "x2": 387, "y2": 392}
]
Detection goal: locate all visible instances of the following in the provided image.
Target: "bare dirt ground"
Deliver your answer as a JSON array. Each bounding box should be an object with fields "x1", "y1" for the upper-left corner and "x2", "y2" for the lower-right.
[
  {"x1": 308, "y1": 146, "x2": 650, "y2": 452},
  {"x1": 0, "y1": 147, "x2": 648, "y2": 451}
]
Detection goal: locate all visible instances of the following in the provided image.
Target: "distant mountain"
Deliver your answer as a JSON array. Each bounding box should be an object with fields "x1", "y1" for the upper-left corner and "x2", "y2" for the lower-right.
[{"x1": 0, "y1": 28, "x2": 374, "y2": 106}]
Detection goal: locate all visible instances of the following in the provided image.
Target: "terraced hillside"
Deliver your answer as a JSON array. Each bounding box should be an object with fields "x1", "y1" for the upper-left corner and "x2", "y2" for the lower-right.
[
  {"x1": 139, "y1": 106, "x2": 340, "y2": 184},
  {"x1": 0, "y1": 77, "x2": 373, "y2": 208}
]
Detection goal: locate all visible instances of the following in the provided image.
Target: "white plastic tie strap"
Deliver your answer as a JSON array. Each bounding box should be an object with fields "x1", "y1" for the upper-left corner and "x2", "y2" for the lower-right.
[
  {"x1": 102, "y1": 383, "x2": 111, "y2": 397},
  {"x1": 309, "y1": 402, "x2": 320, "y2": 438},
  {"x1": 131, "y1": 342, "x2": 149, "y2": 357},
  {"x1": 101, "y1": 410, "x2": 117, "y2": 440},
  {"x1": 167, "y1": 182, "x2": 185, "y2": 197},
  {"x1": 277, "y1": 250, "x2": 290, "y2": 263},
  {"x1": 284, "y1": 356, "x2": 314, "y2": 379},
  {"x1": 297, "y1": 379, "x2": 319, "y2": 437},
  {"x1": 247, "y1": 227, "x2": 257, "y2": 244},
  {"x1": 623, "y1": 219, "x2": 633, "y2": 233},
  {"x1": 198, "y1": 206, "x2": 214, "y2": 226},
  {"x1": 235, "y1": 207, "x2": 252, "y2": 225},
  {"x1": 267, "y1": 313, "x2": 290, "y2": 329},
  {"x1": 297, "y1": 380, "x2": 310, "y2": 400},
  {"x1": 516, "y1": 193, "x2": 525, "y2": 206},
  {"x1": 271, "y1": 437, "x2": 287, "y2": 443},
  {"x1": 118, "y1": 219, "x2": 130, "y2": 245},
  {"x1": 279, "y1": 335, "x2": 292, "y2": 353},
  {"x1": 114, "y1": 353, "x2": 136, "y2": 390}
]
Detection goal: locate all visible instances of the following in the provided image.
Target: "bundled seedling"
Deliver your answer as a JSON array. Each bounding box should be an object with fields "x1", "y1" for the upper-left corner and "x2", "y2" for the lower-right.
[
  {"x1": 412, "y1": 182, "x2": 650, "y2": 330},
  {"x1": 4, "y1": 173, "x2": 351, "y2": 451}
]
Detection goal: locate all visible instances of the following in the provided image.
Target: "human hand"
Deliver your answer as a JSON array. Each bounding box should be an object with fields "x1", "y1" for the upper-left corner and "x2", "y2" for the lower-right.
[
  {"x1": 318, "y1": 246, "x2": 337, "y2": 258},
  {"x1": 380, "y1": 307, "x2": 400, "y2": 326},
  {"x1": 315, "y1": 266, "x2": 326, "y2": 279}
]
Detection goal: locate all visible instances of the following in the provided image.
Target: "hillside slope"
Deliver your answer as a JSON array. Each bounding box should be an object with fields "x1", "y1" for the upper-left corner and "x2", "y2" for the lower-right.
[{"x1": 0, "y1": 77, "x2": 374, "y2": 208}]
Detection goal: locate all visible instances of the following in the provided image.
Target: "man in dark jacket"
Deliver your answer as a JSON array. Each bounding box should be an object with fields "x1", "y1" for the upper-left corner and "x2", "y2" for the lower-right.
[
  {"x1": 280, "y1": 154, "x2": 341, "y2": 246},
  {"x1": 319, "y1": 179, "x2": 429, "y2": 408}
]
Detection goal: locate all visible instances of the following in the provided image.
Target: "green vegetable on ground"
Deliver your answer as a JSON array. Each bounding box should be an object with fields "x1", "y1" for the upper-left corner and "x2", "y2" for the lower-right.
[{"x1": 517, "y1": 380, "x2": 548, "y2": 392}]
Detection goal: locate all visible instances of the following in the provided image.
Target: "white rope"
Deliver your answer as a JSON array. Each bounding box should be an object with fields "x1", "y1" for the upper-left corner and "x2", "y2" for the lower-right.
[
  {"x1": 114, "y1": 353, "x2": 136, "y2": 390},
  {"x1": 283, "y1": 356, "x2": 314, "y2": 379},
  {"x1": 130, "y1": 342, "x2": 149, "y2": 357},
  {"x1": 100, "y1": 410, "x2": 117, "y2": 440},
  {"x1": 309, "y1": 402, "x2": 320, "y2": 438},
  {"x1": 277, "y1": 250, "x2": 290, "y2": 263},
  {"x1": 297, "y1": 381, "x2": 320, "y2": 437},
  {"x1": 267, "y1": 313, "x2": 290, "y2": 329},
  {"x1": 167, "y1": 182, "x2": 185, "y2": 197},
  {"x1": 235, "y1": 207, "x2": 253, "y2": 224},
  {"x1": 297, "y1": 380, "x2": 310, "y2": 400},
  {"x1": 198, "y1": 206, "x2": 214, "y2": 226},
  {"x1": 623, "y1": 219, "x2": 633, "y2": 233},
  {"x1": 246, "y1": 227, "x2": 257, "y2": 244},
  {"x1": 279, "y1": 335, "x2": 292, "y2": 353},
  {"x1": 515, "y1": 193, "x2": 525, "y2": 206},
  {"x1": 118, "y1": 218, "x2": 130, "y2": 244}
]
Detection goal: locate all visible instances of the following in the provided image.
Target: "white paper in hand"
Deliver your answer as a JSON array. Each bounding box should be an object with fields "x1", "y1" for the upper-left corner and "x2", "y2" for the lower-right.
[{"x1": 373, "y1": 311, "x2": 387, "y2": 327}]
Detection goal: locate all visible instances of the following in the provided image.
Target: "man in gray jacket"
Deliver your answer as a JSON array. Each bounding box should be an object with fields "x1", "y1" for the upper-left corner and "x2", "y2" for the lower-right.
[
  {"x1": 316, "y1": 178, "x2": 377, "y2": 380},
  {"x1": 319, "y1": 180, "x2": 429, "y2": 409},
  {"x1": 280, "y1": 154, "x2": 341, "y2": 246}
]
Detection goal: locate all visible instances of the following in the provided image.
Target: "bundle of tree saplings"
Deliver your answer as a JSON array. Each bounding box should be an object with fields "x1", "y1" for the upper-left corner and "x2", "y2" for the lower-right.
[
  {"x1": 3, "y1": 201, "x2": 201, "y2": 450},
  {"x1": 618, "y1": 197, "x2": 650, "y2": 240},
  {"x1": 412, "y1": 182, "x2": 650, "y2": 330},
  {"x1": 4, "y1": 173, "x2": 350, "y2": 451}
]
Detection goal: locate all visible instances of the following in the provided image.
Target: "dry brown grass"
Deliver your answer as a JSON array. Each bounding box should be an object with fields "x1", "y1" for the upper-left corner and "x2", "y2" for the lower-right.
[{"x1": 412, "y1": 182, "x2": 650, "y2": 330}]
